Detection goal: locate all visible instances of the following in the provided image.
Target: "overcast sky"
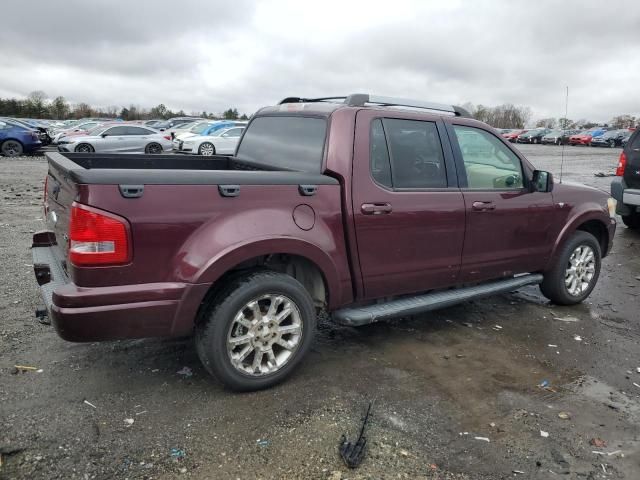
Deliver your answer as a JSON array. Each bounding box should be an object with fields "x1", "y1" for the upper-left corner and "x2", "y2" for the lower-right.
[{"x1": 1, "y1": 0, "x2": 638, "y2": 122}]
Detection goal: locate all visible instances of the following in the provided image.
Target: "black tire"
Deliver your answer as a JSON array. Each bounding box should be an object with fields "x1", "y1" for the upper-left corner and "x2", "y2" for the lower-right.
[
  {"x1": 621, "y1": 211, "x2": 640, "y2": 229},
  {"x1": 609, "y1": 139, "x2": 616, "y2": 148},
  {"x1": 74, "y1": 143, "x2": 94, "y2": 153},
  {"x1": 540, "y1": 231, "x2": 601, "y2": 305},
  {"x1": 145, "y1": 142, "x2": 162, "y2": 154},
  {"x1": 198, "y1": 142, "x2": 215, "y2": 156},
  {"x1": 1, "y1": 140, "x2": 24, "y2": 157},
  {"x1": 195, "y1": 270, "x2": 316, "y2": 391}
]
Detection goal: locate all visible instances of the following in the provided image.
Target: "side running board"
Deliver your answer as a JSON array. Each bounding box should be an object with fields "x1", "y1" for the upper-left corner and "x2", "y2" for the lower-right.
[{"x1": 332, "y1": 274, "x2": 543, "y2": 327}]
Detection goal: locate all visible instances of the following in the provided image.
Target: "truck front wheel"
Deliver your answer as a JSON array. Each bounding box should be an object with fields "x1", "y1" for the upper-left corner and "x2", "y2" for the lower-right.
[
  {"x1": 540, "y1": 231, "x2": 601, "y2": 305},
  {"x1": 195, "y1": 271, "x2": 316, "y2": 391}
]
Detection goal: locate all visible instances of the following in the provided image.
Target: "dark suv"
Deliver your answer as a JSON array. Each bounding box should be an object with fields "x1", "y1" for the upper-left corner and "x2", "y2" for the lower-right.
[{"x1": 612, "y1": 129, "x2": 640, "y2": 228}]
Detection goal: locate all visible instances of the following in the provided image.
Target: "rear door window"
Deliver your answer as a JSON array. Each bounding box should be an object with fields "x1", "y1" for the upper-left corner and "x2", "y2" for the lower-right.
[
  {"x1": 630, "y1": 131, "x2": 640, "y2": 150},
  {"x1": 236, "y1": 116, "x2": 326, "y2": 172},
  {"x1": 126, "y1": 126, "x2": 153, "y2": 135},
  {"x1": 104, "y1": 126, "x2": 128, "y2": 136},
  {"x1": 453, "y1": 125, "x2": 524, "y2": 189},
  {"x1": 370, "y1": 118, "x2": 447, "y2": 189}
]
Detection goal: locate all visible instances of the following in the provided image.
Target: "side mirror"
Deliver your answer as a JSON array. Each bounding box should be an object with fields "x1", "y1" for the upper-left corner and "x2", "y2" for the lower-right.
[
  {"x1": 101, "y1": 133, "x2": 108, "y2": 138},
  {"x1": 532, "y1": 170, "x2": 553, "y2": 192}
]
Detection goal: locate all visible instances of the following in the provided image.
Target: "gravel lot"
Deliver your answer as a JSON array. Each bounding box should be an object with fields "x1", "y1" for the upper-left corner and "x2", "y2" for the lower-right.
[{"x1": 1, "y1": 145, "x2": 639, "y2": 480}]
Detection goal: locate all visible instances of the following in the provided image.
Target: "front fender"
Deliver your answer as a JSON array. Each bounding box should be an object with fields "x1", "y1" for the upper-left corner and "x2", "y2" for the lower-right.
[{"x1": 545, "y1": 207, "x2": 612, "y2": 270}]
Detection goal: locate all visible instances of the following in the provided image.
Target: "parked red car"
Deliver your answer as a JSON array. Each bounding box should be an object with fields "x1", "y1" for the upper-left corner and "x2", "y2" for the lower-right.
[
  {"x1": 32, "y1": 93, "x2": 616, "y2": 391},
  {"x1": 502, "y1": 129, "x2": 528, "y2": 142},
  {"x1": 569, "y1": 131, "x2": 594, "y2": 146}
]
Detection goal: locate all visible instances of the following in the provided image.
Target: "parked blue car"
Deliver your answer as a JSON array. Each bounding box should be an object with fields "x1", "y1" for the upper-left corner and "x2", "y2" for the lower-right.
[
  {"x1": 200, "y1": 121, "x2": 245, "y2": 136},
  {"x1": 0, "y1": 118, "x2": 42, "y2": 157}
]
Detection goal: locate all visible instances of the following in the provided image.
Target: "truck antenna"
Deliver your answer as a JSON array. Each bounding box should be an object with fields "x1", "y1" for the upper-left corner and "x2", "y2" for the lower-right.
[{"x1": 559, "y1": 86, "x2": 569, "y2": 184}]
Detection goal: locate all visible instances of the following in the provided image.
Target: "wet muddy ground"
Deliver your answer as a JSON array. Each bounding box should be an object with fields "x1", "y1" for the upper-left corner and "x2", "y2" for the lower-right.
[{"x1": 1, "y1": 145, "x2": 639, "y2": 479}]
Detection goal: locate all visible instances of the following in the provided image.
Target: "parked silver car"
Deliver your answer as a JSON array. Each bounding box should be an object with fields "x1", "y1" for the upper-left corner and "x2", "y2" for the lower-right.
[{"x1": 57, "y1": 125, "x2": 172, "y2": 153}]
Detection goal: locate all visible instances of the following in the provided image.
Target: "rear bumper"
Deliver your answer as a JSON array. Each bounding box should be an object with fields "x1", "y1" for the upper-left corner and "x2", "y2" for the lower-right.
[
  {"x1": 31, "y1": 233, "x2": 209, "y2": 342},
  {"x1": 611, "y1": 177, "x2": 640, "y2": 215}
]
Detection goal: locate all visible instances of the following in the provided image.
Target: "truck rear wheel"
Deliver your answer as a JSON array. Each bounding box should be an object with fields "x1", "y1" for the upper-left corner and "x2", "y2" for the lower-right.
[
  {"x1": 621, "y1": 211, "x2": 640, "y2": 229},
  {"x1": 540, "y1": 231, "x2": 601, "y2": 305},
  {"x1": 195, "y1": 270, "x2": 316, "y2": 391}
]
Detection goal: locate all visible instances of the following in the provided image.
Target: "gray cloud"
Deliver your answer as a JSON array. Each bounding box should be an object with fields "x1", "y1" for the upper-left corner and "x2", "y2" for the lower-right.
[{"x1": 1, "y1": 0, "x2": 639, "y2": 122}]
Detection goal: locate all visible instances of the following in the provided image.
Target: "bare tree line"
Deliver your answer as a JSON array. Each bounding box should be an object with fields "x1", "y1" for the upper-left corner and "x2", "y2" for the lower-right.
[{"x1": 0, "y1": 91, "x2": 248, "y2": 121}]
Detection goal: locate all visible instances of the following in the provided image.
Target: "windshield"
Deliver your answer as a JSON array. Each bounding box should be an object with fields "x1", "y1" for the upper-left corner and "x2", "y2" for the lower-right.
[
  {"x1": 236, "y1": 116, "x2": 327, "y2": 172},
  {"x1": 190, "y1": 122, "x2": 212, "y2": 134},
  {"x1": 87, "y1": 125, "x2": 108, "y2": 135},
  {"x1": 546, "y1": 130, "x2": 562, "y2": 136}
]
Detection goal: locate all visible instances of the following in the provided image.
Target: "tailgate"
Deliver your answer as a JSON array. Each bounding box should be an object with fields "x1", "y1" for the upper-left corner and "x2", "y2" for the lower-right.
[{"x1": 42, "y1": 160, "x2": 77, "y2": 268}]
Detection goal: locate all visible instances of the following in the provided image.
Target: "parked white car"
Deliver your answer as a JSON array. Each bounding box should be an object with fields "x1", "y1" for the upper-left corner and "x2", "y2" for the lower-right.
[
  {"x1": 178, "y1": 126, "x2": 245, "y2": 155},
  {"x1": 57, "y1": 125, "x2": 172, "y2": 154}
]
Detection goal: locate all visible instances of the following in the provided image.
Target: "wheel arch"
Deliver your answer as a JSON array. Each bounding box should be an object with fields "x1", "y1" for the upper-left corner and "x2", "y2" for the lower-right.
[
  {"x1": 546, "y1": 212, "x2": 610, "y2": 270},
  {"x1": 190, "y1": 238, "x2": 344, "y2": 310}
]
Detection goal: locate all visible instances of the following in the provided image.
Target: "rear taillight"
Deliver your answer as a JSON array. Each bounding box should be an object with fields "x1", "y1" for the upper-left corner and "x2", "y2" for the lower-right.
[
  {"x1": 616, "y1": 151, "x2": 627, "y2": 176},
  {"x1": 68, "y1": 203, "x2": 130, "y2": 266}
]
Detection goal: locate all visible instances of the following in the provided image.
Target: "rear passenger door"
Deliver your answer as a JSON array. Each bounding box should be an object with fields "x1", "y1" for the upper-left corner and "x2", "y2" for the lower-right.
[
  {"x1": 447, "y1": 123, "x2": 555, "y2": 282},
  {"x1": 352, "y1": 110, "x2": 466, "y2": 300},
  {"x1": 125, "y1": 126, "x2": 153, "y2": 152}
]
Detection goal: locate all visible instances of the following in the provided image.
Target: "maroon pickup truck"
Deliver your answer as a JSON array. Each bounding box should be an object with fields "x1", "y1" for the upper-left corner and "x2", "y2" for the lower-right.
[{"x1": 32, "y1": 94, "x2": 616, "y2": 390}]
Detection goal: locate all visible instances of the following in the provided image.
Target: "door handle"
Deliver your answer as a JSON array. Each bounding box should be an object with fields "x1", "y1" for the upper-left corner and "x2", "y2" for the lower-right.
[
  {"x1": 361, "y1": 203, "x2": 393, "y2": 215},
  {"x1": 472, "y1": 201, "x2": 496, "y2": 211}
]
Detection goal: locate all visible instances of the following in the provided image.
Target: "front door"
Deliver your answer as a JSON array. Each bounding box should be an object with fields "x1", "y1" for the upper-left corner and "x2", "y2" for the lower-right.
[
  {"x1": 448, "y1": 123, "x2": 555, "y2": 283},
  {"x1": 352, "y1": 110, "x2": 466, "y2": 300}
]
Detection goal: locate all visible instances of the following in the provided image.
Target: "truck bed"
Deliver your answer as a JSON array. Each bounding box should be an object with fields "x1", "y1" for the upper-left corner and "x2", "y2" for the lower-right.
[{"x1": 48, "y1": 152, "x2": 338, "y2": 185}]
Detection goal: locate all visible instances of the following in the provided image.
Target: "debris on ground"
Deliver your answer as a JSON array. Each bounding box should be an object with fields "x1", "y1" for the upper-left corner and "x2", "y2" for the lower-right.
[
  {"x1": 474, "y1": 436, "x2": 490, "y2": 442},
  {"x1": 558, "y1": 412, "x2": 571, "y2": 420},
  {"x1": 399, "y1": 449, "x2": 409, "y2": 457},
  {"x1": 574, "y1": 335, "x2": 582, "y2": 342},
  {"x1": 553, "y1": 316, "x2": 579, "y2": 323},
  {"x1": 594, "y1": 171, "x2": 616, "y2": 177},
  {"x1": 538, "y1": 380, "x2": 549, "y2": 388},
  {"x1": 12, "y1": 365, "x2": 40, "y2": 373},
  {"x1": 170, "y1": 448, "x2": 186, "y2": 460},
  {"x1": 256, "y1": 439, "x2": 270, "y2": 447},
  {"x1": 590, "y1": 438, "x2": 607, "y2": 448},
  {"x1": 339, "y1": 401, "x2": 373, "y2": 468},
  {"x1": 176, "y1": 366, "x2": 193, "y2": 377},
  {"x1": 540, "y1": 430, "x2": 549, "y2": 438},
  {"x1": 0, "y1": 447, "x2": 26, "y2": 468},
  {"x1": 632, "y1": 382, "x2": 640, "y2": 389},
  {"x1": 124, "y1": 418, "x2": 134, "y2": 426},
  {"x1": 83, "y1": 400, "x2": 97, "y2": 409}
]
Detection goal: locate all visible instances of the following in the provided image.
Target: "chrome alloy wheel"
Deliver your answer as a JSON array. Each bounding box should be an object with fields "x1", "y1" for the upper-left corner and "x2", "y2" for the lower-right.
[
  {"x1": 199, "y1": 143, "x2": 215, "y2": 156},
  {"x1": 565, "y1": 245, "x2": 596, "y2": 296},
  {"x1": 227, "y1": 294, "x2": 303, "y2": 376}
]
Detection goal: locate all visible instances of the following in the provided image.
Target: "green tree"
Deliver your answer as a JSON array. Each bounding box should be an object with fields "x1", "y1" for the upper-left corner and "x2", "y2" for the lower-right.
[
  {"x1": 119, "y1": 107, "x2": 130, "y2": 120},
  {"x1": 557, "y1": 117, "x2": 574, "y2": 129},
  {"x1": 150, "y1": 103, "x2": 168, "y2": 119},
  {"x1": 223, "y1": 108, "x2": 239, "y2": 120},
  {"x1": 49, "y1": 96, "x2": 70, "y2": 119}
]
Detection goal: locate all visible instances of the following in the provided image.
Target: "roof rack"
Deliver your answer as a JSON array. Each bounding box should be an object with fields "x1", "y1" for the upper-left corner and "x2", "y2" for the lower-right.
[{"x1": 278, "y1": 94, "x2": 471, "y2": 117}]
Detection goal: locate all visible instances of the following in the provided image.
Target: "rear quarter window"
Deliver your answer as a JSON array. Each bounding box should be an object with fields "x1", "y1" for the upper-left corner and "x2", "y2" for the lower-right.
[
  {"x1": 630, "y1": 130, "x2": 640, "y2": 150},
  {"x1": 236, "y1": 116, "x2": 326, "y2": 172}
]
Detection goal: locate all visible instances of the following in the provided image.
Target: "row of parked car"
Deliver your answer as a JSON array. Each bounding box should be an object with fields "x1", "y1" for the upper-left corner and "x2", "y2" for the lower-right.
[
  {"x1": 499, "y1": 127, "x2": 634, "y2": 147},
  {"x1": 0, "y1": 116, "x2": 248, "y2": 156}
]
